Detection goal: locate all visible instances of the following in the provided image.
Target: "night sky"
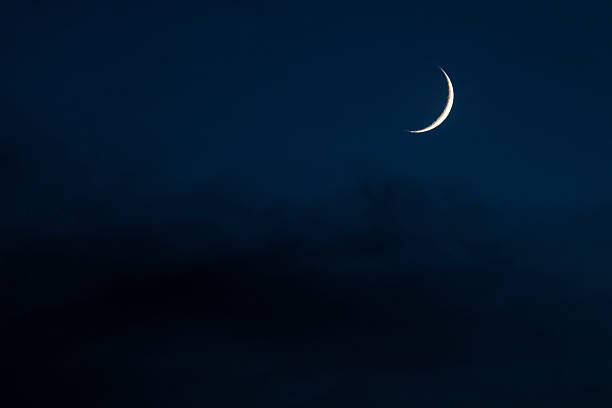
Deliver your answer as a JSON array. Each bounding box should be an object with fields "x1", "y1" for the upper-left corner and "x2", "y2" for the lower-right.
[{"x1": 5, "y1": 1, "x2": 612, "y2": 406}]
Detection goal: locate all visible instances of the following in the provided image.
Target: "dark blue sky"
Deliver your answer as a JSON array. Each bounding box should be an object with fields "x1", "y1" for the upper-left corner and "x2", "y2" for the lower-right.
[
  {"x1": 5, "y1": 0, "x2": 612, "y2": 220},
  {"x1": 5, "y1": 1, "x2": 612, "y2": 406}
]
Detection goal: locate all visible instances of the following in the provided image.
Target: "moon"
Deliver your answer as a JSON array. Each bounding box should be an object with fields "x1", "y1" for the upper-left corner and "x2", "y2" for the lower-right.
[{"x1": 407, "y1": 67, "x2": 454, "y2": 134}]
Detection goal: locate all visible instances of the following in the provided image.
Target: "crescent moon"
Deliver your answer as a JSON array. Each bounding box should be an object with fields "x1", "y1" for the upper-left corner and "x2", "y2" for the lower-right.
[{"x1": 407, "y1": 67, "x2": 454, "y2": 134}]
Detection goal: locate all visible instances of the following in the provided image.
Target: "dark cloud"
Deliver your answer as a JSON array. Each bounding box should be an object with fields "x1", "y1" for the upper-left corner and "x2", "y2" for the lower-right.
[{"x1": 6, "y1": 175, "x2": 612, "y2": 406}]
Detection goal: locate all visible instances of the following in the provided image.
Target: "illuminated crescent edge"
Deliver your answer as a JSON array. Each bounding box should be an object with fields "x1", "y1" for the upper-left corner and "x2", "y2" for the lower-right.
[{"x1": 407, "y1": 67, "x2": 454, "y2": 134}]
